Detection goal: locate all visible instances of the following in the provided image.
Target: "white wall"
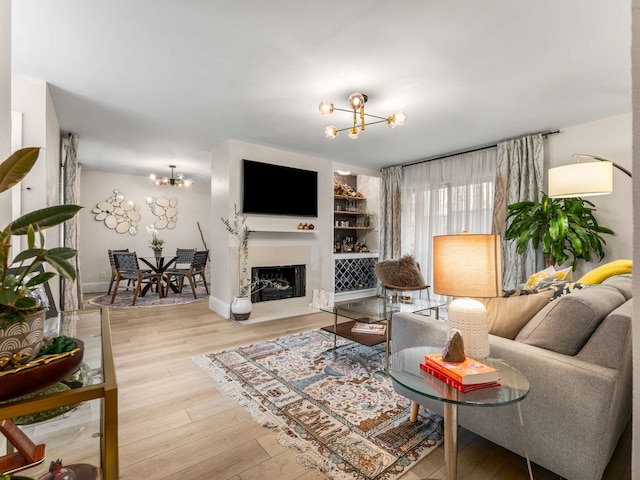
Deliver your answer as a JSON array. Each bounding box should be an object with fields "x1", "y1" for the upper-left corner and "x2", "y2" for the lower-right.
[
  {"x1": 0, "y1": 0, "x2": 10, "y2": 232},
  {"x1": 631, "y1": 1, "x2": 638, "y2": 476},
  {"x1": 11, "y1": 76, "x2": 62, "y2": 302},
  {"x1": 546, "y1": 113, "x2": 632, "y2": 280},
  {"x1": 210, "y1": 139, "x2": 343, "y2": 320},
  {"x1": 0, "y1": 0, "x2": 9, "y2": 160},
  {"x1": 79, "y1": 170, "x2": 211, "y2": 293}
]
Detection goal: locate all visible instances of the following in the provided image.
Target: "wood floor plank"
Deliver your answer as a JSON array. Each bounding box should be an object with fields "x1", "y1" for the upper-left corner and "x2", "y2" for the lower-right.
[{"x1": 77, "y1": 296, "x2": 630, "y2": 479}]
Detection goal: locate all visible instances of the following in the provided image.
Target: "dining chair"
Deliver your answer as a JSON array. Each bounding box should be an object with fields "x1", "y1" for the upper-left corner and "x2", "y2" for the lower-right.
[
  {"x1": 107, "y1": 249, "x2": 129, "y2": 295},
  {"x1": 175, "y1": 248, "x2": 196, "y2": 267},
  {"x1": 110, "y1": 251, "x2": 163, "y2": 305},
  {"x1": 164, "y1": 250, "x2": 209, "y2": 298}
]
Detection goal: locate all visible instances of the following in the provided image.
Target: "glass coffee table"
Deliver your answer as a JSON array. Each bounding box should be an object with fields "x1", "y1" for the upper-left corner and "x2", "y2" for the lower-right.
[
  {"x1": 388, "y1": 346, "x2": 532, "y2": 480},
  {"x1": 320, "y1": 297, "x2": 444, "y2": 368}
]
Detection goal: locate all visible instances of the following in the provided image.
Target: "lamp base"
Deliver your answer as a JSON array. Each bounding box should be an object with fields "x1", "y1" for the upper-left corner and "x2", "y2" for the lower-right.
[{"x1": 447, "y1": 297, "x2": 490, "y2": 360}]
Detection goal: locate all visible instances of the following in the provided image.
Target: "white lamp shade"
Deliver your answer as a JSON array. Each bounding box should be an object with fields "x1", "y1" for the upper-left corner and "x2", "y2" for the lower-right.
[
  {"x1": 432, "y1": 234, "x2": 502, "y2": 298},
  {"x1": 433, "y1": 233, "x2": 502, "y2": 360},
  {"x1": 548, "y1": 161, "x2": 613, "y2": 198}
]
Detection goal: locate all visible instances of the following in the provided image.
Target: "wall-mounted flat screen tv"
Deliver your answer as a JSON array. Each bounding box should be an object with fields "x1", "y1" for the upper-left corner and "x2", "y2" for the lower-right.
[{"x1": 242, "y1": 159, "x2": 318, "y2": 217}]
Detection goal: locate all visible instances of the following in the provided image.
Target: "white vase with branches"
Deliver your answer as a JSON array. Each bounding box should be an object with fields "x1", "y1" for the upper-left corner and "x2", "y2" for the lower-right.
[
  {"x1": 221, "y1": 204, "x2": 290, "y2": 321},
  {"x1": 221, "y1": 204, "x2": 252, "y2": 320}
]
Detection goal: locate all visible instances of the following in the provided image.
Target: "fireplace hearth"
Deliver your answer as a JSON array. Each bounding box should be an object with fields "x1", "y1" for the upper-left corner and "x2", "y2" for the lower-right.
[{"x1": 251, "y1": 264, "x2": 306, "y2": 303}]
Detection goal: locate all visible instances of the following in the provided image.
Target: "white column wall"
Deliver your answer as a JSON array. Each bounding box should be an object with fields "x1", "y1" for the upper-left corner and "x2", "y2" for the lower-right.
[{"x1": 210, "y1": 139, "x2": 349, "y2": 321}]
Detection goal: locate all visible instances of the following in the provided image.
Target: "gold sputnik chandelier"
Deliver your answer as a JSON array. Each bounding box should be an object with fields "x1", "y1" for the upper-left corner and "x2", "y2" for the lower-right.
[{"x1": 319, "y1": 92, "x2": 407, "y2": 140}]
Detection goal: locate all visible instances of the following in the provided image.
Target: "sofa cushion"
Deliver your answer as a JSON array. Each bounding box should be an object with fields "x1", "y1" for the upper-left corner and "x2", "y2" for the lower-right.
[
  {"x1": 515, "y1": 285, "x2": 626, "y2": 355},
  {"x1": 375, "y1": 255, "x2": 425, "y2": 287},
  {"x1": 477, "y1": 290, "x2": 553, "y2": 340},
  {"x1": 601, "y1": 274, "x2": 633, "y2": 300}
]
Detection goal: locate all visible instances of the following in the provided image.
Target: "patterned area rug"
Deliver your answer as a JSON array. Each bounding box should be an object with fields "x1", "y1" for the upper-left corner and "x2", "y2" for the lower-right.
[
  {"x1": 88, "y1": 285, "x2": 208, "y2": 308},
  {"x1": 194, "y1": 329, "x2": 443, "y2": 480}
]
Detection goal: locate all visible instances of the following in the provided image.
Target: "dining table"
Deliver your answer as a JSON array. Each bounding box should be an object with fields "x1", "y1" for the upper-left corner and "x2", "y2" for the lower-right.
[{"x1": 139, "y1": 255, "x2": 178, "y2": 296}]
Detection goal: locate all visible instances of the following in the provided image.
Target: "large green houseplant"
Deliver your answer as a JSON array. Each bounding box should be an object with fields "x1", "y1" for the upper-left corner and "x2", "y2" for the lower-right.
[
  {"x1": 0, "y1": 148, "x2": 82, "y2": 328},
  {"x1": 504, "y1": 193, "x2": 614, "y2": 270}
]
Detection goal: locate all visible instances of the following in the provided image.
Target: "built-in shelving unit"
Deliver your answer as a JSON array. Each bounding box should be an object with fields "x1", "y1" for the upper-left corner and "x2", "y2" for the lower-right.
[
  {"x1": 333, "y1": 195, "x2": 374, "y2": 251},
  {"x1": 332, "y1": 172, "x2": 380, "y2": 300}
]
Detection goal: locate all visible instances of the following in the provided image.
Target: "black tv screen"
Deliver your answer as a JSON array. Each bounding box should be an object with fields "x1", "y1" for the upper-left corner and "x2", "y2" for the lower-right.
[{"x1": 242, "y1": 159, "x2": 318, "y2": 217}]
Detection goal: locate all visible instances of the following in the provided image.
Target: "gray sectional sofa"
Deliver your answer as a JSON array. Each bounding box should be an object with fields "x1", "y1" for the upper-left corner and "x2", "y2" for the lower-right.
[{"x1": 391, "y1": 274, "x2": 632, "y2": 480}]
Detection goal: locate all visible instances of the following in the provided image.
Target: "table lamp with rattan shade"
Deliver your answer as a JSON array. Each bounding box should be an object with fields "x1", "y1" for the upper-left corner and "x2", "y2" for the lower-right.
[{"x1": 433, "y1": 233, "x2": 502, "y2": 360}]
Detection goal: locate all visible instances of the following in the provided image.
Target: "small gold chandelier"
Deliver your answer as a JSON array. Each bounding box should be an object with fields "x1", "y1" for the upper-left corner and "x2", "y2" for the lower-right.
[
  {"x1": 149, "y1": 165, "x2": 193, "y2": 188},
  {"x1": 319, "y1": 92, "x2": 407, "y2": 140}
]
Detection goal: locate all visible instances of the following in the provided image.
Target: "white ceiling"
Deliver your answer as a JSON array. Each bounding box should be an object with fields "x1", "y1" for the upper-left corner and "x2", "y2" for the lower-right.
[{"x1": 11, "y1": 0, "x2": 632, "y2": 183}]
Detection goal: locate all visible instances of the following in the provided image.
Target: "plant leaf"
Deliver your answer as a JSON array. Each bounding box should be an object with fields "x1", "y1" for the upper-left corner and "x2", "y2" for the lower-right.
[
  {"x1": 10, "y1": 205, "x2": 83, "y2": 235},
  {"x1": 0, "y1": 148, "x2": 40, "y2": 193}
]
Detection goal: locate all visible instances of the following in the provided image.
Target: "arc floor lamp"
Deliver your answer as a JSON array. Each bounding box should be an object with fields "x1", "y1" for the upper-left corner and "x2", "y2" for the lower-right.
[{"x1": 548, "y1": 154, "x2": 632, "y2": 198}]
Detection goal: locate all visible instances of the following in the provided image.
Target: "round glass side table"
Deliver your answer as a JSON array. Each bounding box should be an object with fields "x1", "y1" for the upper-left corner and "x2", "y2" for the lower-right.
[{"x1": 388, "y1": 346, "x2": 532, "y2": 480}]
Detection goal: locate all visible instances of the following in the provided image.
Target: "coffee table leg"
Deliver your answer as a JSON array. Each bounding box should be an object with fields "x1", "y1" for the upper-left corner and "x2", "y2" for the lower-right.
[
  {"x1": 333, "y1": 312, "x2": 337, "y2": 349},
  {"x1": 444, "y1": 402, "x2": 458, "y2": 480}
]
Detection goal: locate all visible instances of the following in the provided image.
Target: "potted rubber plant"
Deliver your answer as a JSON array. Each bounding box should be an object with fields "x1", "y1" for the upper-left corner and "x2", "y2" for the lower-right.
[
  {"x1": 504, "y1": 192, "x2": 614, "y2": 270},
  {"x1": 0, "y1": 148, "x2": 82, "y2": 368}
]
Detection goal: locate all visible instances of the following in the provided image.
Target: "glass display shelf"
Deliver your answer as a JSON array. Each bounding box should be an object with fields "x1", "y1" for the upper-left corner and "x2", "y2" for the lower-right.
[{"x1": 0, "y1": 308, "x2": 118, "y2": 479}]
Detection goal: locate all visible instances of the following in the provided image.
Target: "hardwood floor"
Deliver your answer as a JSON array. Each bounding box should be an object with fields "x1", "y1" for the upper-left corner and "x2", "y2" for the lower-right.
[{"x1": 91, "y1": 298, "x2": 631, "y2": 480}]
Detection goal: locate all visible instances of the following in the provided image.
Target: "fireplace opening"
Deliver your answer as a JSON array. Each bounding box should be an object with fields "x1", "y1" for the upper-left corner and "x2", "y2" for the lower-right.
[{"x1": 251, "y1": 264, "x2": 306, "y2": 303}]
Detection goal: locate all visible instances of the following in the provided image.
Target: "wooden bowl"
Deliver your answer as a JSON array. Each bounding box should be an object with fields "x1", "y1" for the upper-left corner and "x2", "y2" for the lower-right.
[{"x1": 0, "y1": 339, "x2": 85, "y2": 402}]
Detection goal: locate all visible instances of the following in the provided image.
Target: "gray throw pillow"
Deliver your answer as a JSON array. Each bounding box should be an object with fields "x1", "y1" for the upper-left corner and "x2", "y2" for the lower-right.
[
  {"x1": 515, "y1": 285, "x2": 626, "y2": 355},
  {"x1": 374, "y1": 255, "x2": 425, "y2": 287}
]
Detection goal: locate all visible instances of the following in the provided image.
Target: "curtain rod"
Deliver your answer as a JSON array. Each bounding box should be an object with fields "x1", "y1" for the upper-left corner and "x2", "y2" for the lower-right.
[{"x1": 399, "y1": 130, "x2": 560, "y2": 169}]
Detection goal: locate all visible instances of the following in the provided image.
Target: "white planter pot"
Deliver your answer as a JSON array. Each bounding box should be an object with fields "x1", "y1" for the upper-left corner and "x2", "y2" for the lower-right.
[
  {"x1": 231, "y1": 296, "x2": 252, "y2": 321},
  {"x1": 0, "y1": 310, "x2": 46, "y2": 365}
]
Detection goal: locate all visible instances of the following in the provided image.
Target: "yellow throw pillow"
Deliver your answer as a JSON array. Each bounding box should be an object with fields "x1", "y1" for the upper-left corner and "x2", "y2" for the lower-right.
[
  {"x1": 577, "y1": 259, "x2": 633, "y2": 284},
  {"x1": 524, "y1": 266, "x2": 572, "y2": 289},
  {"x1": 477, "y1": 290, "x2": 554, "y2": 340}
]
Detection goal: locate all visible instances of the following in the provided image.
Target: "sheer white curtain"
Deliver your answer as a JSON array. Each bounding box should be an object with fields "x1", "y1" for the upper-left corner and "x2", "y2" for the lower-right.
[{"x1": 401, "y1": 148, "x2": 498, "y2": 299}]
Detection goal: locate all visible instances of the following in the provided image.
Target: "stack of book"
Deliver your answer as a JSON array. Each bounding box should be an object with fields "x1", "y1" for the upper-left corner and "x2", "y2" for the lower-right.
[
  {"x1": 420, "y1": 353, "x2": 501, "y2": 394},
  {"x1": 350, "y1": 322, "x2": 386, "y2": 335}
]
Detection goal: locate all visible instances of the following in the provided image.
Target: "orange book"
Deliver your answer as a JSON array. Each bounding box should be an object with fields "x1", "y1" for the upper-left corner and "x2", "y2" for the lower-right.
[
  {"x1": 420, "y1": 363, "x2": 500, "y2": 394},
  {"x1": 423, "y1": 353, "x2": 499, "y2": 385}
]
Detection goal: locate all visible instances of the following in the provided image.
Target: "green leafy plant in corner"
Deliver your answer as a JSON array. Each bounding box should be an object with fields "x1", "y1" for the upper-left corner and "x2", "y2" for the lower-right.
[
  {"x1": 0, "y1": 148, "x2": 82, "y2": 328},
  {"x1": 504, "y1": 192, "x2": 614, "y2": 270}
]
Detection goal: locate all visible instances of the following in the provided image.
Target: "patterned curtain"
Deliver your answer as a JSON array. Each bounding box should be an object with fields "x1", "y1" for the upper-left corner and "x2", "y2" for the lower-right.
[
  {"x1": 379, "y1": 166, "x2": 403, "y2": 261},
  {"x1": 61, "y1": 133, "x2": 83, "y2": 310},
  {"x1": 492, "y1": 134, "x2": 544, "y2": 289}
]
